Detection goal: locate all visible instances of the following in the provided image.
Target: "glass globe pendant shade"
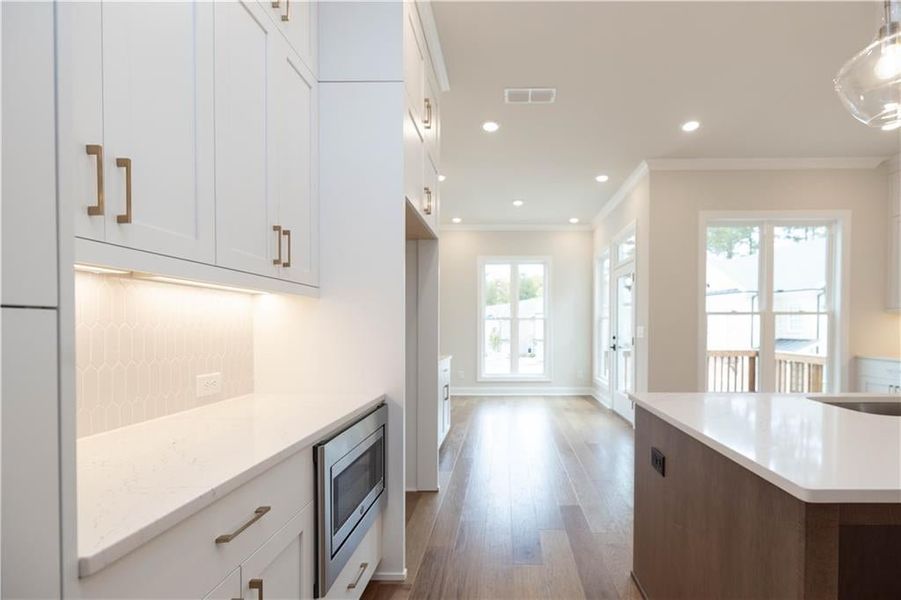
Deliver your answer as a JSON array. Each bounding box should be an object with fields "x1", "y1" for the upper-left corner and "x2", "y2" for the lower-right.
[{"x1": 835, "y1": 29, "x2": 901, "y2": 130}]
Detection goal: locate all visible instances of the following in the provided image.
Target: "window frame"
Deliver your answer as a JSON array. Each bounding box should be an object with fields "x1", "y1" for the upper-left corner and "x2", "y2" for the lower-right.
[
  {"x1": 698, "y1": 211, "x2": 849, "y2": 393},
  {"x1": 477, "y1": 256, "x2": 552, "y2": 382}
]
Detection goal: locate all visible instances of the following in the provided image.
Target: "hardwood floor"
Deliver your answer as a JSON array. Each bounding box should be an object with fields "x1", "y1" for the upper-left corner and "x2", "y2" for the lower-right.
[{"x1": 363, "y1": 396, "x2": 641, "y2": 600}]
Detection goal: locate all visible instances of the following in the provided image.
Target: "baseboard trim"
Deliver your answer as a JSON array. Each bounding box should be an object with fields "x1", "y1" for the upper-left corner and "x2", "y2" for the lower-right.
[
  {"x1": 372, "y1": 568, "x2": 408, "y2": 582},
  {"x1": 588, "y1": 387, "x2": 613, "y2": 409},
  {"x1": 450, "y1": 386, "x2": 594, "y2": 397}
]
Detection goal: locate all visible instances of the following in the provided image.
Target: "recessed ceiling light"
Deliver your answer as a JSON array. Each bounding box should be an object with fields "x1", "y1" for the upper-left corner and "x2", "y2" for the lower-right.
[
  {"x1": 482, "y1": 121, "x2": 500, "y2": 133},
  {"x1": 438, "y1": 174, "x2": 446, "y2": 182},
  {"x1": 595, "y1": 174, "x2": 609, "y2": 183},
  {"x1": 681, "y1": 120, "x2": 701, "y2": 132},
  {"x1": 569, "y1": 217, "x2": 580, "y2": 224},
  {"x1": 512, "y1": 200, "x2": 524, "y2": 207},
  {"x1": 451, "y1": 217, "x2": 462, "y2": 224}
]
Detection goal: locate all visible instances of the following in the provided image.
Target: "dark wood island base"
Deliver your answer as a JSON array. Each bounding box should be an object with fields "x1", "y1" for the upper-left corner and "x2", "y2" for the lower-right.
[{"x1": 633, "y1": 406, "x2": 901, "y2": 599}]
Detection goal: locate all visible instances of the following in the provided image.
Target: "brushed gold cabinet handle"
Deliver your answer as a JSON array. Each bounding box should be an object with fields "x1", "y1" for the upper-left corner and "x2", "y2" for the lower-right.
[
  {"x1": 249, "y1": 578, "x2": 263, "y2": 600},
  {"x1": 115, "y1": 157, "x2": 132, "y2": 224},
  {"x1": 423, "y1": 186, "x2": 432, "y2": 215},
  {"x1": 282, "y1": 229, "x2": 292, "y2": 268},
  {"x1": 347, "y1": 562, "x2": 369, "y2": 590},
  {"x1": 424, "y1": 98, "x2": 433, "y2": 130},
  {"x1": 272, "y1": 225, "x2": 283, "y2": 265},
  {"x1": 215, "y1": 506, "x2": 270, "y2": 544},
  {"x1": 85, "y1": 144, "x2": 104, "y2": 216},
  {"x1": 271, "y1": 0, "x2": 279, "y2": 7},
  {"x1": 281, "y1": 0, "x2": 290, "y2": 21}
]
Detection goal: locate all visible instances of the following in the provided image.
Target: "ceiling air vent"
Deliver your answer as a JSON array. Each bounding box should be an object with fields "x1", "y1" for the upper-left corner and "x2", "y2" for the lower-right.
[{"x1": 504, "y1": 87, "x2": 557, "y2": 104}]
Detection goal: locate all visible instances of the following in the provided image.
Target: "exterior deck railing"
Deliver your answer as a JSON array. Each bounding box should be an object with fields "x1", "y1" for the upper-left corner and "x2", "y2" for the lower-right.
[{"x1": 706, "y1": 350, "x2": 825, "y2": 393}]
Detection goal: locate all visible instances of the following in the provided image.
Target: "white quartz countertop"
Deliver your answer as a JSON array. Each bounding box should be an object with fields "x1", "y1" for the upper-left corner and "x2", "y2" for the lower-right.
[
  {"x1": 77, "y1": 392, "x2": 385, "y2": 577},
  {"x1": 629, "y1": 393, "x2": 901, "y2": 504}
]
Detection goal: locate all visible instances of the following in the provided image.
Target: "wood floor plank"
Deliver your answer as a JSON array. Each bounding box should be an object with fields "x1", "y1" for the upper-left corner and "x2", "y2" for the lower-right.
[
  {"x1": 540, "y1": 530, "x2": 587, "y2": 600},
  {"x1": 365, "y1": 396, "x2": 639, "y2": 600}
]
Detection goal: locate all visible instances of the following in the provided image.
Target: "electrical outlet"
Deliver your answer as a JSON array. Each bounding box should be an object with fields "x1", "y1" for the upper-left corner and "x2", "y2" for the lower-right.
[
  {"x1": 457, "y1": 370, "x2": 465, "y2": 380},
  {"x1": 196, "y1": 372, "x2": 222, "y2": 398},
  {"x1": 651, "y1": 447, "x2": 666, "y2": 477}
]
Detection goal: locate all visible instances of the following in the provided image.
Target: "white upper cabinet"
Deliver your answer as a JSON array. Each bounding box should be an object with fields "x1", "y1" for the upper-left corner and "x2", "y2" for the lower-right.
[
  {"x1": 403, "y1": 4, "x2": 425, "y2": 130},
  {"x1": 215, "y1": 0, "x2": 280, "y2": 278},
  {"x1": 424, "y1": 71, "x2": 441, "y2": 165},
  {"x1": 270, "y1": 37, "x2": 319, "y2": 286},
  {"x1": 100, "y1": 2, "x2": 215, "y2": 262},
  {"x1": 260, "y1": 0, "x2": 317, "y2": 76},
  {"x1": 2, "y1": 2, "x2": 58, "y2": 307},
  {"x1": 58, "y1": 0, "x2": 318, "y2": 291},
  {"x1": 59, "y1": 1, "x2": 215, "y2": 262}
]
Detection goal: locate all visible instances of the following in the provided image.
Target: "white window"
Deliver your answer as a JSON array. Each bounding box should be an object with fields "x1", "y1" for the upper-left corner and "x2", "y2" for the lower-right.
[
  {"x1": 478, "y1": 257, "x2": 550, "y2": 380},
  {"x1": 702, "y1": 217, "x2": 841, "y2": 393},
  {"x1": 594, "y1": 251, "x2": 611, "y2": 386}
]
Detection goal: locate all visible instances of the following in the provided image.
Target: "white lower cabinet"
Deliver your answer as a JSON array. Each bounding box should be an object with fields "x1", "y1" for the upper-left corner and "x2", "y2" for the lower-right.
[
  {"x1": 438, "y1": 356, "x2": 452, "y2": 446},
  {"x1": 1, "y1": 308, "x2": 61, "y2": 599},
  {"x1": 240, "y1": 502, "x2": 316, "y2": 600},
  {"x1": 855, "y1": 357, "x2": 901, "y2": 393},
  {"x1": 203, "y1": 568, "x2": 242, "y2": 600}
]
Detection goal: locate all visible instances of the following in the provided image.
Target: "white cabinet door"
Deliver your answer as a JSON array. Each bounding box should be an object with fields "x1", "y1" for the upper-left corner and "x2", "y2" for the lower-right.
[
  {"x1": 403, "y1": 5, "x2": 425, "y2": 129},
  {"x1": 100, "y1": 2, "x2": 215, "y2": 262},
  {"x1": 241, "y1": 503, "x2": 315, "y2": 600},
  {"x1": 423, "y1": 71, "x2": 440, "y2": 166},
  {"x1": 2, "y1": 1, "x2": 58, "y2": 307},
  {"x1": 203, "y1": 568, "x2": 242, "y2": 600},
  {"x1": 423, "y1": 155, "x2": 439, "y2": 232},
  {"x1": 1, "y1": 308, "x2": 60, "y2": 599},
  {"x1": 262, "y1": 0, "x2": 317, "y2": 76},
  {"x1": 404, "y1": 109, "x2": 425, "y2": 222},
  {"x1": 214, "y1": 0, "x2": 281, "y2": 278},
  {"x1": 57, "y1": 1, "x2": 107, "y2": 244},
  {"x1": 270, "y1": 37, "x2": 319, "y2": 286}
]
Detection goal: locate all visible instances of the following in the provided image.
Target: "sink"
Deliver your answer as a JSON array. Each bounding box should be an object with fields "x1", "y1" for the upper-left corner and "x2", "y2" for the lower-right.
[{"x1": 810, "y1": 396, "x2": 901, "y2": 416}]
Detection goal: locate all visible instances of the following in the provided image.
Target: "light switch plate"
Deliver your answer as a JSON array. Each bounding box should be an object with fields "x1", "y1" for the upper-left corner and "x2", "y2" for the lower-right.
[{"x1": 196, "y1": 372, "x2": 222, "y2": 398}]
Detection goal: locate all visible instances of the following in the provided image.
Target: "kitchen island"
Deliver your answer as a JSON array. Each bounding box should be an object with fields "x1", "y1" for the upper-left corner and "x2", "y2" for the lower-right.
[{"x1": 629, "y1": 392, "x2": 901, "y2": 600}]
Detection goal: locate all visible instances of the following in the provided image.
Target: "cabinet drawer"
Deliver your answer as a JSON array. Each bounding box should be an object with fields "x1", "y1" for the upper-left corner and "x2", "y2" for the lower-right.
[
  {"x1": 78, "y1": 447, "x2": 313, "y2": 599},
  {"x1": 324, "y1": 513, "x2": 382, "y2": 599},
  {"x1": 856, "y1": 358, "x2": 901, "y2": 382}
]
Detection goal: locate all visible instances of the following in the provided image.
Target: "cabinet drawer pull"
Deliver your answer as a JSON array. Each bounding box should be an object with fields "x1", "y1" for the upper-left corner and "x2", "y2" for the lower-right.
[
  {"x1": 423, "y1": 98, "x2": 433, "y2": 129},
  {"x1": 423, "y1": 186, "x2": 432, "y2": 215},
  {"x1": 282, "y1": 229, "x2": 291, "y2": 267},
  {"x1": 281, "y1": 0, "x2": 290, "y2": 21},
  {"x1": 215, "y1": 506, "x2": 271, "y2": 544},
  {"x1": 272, "y1": 225, "x2": 283, "y2": 265},
  {"x1": 85, "y1": 144, "x2": 105, "y2": 216},
  {"x1": 347, "y1": 562, "x2": 369, "y2": 590},
  {"x1": 115, "y1": 157, "x2": 132, "y2": 224},
  {"x1": 249, "y1": 578, "x2": 263, "y2": 600}
]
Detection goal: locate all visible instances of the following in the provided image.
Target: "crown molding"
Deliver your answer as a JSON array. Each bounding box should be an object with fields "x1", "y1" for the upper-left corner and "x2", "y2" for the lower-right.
[
  {"x1": 644, "y1": 157, "x2": 888, "y2": 171},
  {"x1": 417, "y1": 2, "x2": 450, "y2": 92},
  {"x1": 441, "y1": 223, "x2": 593, "y2": 232},
  {"x1": 592, "y1": 161, "x2": 650, "y2": 227}
]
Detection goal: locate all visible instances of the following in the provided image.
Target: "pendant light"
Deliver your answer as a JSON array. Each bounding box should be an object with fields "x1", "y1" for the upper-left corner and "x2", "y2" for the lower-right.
[{"x1": 835, "y1": 0, "x2": 901, "y2": 130}]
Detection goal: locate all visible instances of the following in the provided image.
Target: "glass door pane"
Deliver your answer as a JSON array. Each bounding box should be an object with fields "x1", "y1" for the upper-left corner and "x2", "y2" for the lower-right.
[
  {"x1": 772, "y1": 225, "x2": 830, "y2": 392},
  {"x1": 614, "y1": 273, "x2": 634, "y2": 394},
  {"x1": 483, "y1": 264, "x2": 511, "y2": 375}
]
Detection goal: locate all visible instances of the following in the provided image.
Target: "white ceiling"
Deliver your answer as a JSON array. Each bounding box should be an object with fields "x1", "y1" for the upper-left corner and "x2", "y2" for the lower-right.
[{"x1": 432, "y1": 1, "x2": 899, "y2": 226}]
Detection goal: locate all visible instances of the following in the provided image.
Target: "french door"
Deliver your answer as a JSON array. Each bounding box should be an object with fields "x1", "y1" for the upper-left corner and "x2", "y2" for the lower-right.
[{"x1": 610, "y1": 266, "x2": 636, "y2": 423}]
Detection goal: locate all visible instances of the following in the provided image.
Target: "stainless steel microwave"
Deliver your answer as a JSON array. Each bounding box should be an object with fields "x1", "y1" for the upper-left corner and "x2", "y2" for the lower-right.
[{"x1": 314, "y1": 404, "x2": 387, "y2": 597}]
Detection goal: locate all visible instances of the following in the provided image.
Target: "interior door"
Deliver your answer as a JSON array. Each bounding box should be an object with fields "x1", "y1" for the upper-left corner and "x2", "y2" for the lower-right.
[
  {"x1": 270, "y1": 35, "x2": 318, "y2": 286},
  {"x1": 611, "y1": 268, "x2": 636, "y2": 424},
  {"x1": 214, "y1": 0, "x2": 280, "y2": 278},
  {"x1": 101, "y1": 1, "x2": 215, "y2": 261}
]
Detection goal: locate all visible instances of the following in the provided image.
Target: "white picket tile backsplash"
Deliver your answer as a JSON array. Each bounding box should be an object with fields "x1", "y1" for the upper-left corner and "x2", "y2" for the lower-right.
[{"x1": 75, "y1": 272, "x2": 255, "y2": 438}]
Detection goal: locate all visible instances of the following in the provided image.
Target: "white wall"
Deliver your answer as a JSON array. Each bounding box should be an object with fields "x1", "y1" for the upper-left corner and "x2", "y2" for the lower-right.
[
  {"x1": 440, "y1": 230, "x2": 593, "y2": 395},
  {"x1": 592, "y1": 164, "x2": 901, "y2": 398},
  {"x1": 646, "y1": 166, "x2": 900, "y2": 392}
]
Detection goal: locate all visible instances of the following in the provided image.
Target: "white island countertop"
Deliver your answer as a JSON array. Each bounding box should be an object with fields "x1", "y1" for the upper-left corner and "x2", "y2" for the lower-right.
[
  {"x1": 77, "y1": 392, "x2": 385, "y2": 577},
  {"x1": 629, "y1": 392, "x2": 901, "y2": 504}
]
